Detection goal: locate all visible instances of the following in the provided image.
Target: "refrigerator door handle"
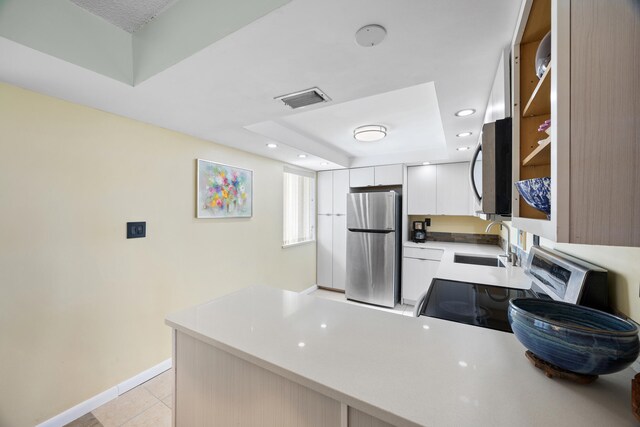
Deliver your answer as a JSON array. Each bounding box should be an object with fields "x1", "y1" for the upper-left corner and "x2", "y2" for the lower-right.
[{"x1": 347, "y1": 229, "x2": 394, "y2": 233}]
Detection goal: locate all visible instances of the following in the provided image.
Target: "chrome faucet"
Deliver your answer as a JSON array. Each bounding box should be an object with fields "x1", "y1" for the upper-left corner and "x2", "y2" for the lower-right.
[{"x1": 486, "y1": 221, "x2": 514, "y2": 264}]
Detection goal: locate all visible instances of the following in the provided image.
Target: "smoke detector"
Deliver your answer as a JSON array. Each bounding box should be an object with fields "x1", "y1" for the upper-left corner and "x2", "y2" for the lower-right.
[
  {"x1": 275, "y1": 87, "x2": 331, "y2": 109},
  {"x1": 355, "y1": 24, "x2": 387, "y2": 47}
]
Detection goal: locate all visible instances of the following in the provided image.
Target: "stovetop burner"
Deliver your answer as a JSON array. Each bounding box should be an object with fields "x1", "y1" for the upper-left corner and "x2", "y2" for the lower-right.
[{"x1": 418, "y1": 279, "x2": 535, "y2": 333}]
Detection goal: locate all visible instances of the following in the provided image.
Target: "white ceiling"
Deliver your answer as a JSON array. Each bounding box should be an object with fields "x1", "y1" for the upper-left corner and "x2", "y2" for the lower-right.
[
  {"x1": 0, "y1": 0, "x2": 522, "y2": 171},
  {"x1": 70, "y1": 0, "x2": 179, "y2": 33},
  {"x1": 247, "y1": 82, "x2": 450, "y2": 167}
]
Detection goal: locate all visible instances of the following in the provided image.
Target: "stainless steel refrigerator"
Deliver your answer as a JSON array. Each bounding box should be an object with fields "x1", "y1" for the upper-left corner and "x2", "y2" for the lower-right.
[{"x1": 346, "y1": 192, "x2": 401, "y2": 308}]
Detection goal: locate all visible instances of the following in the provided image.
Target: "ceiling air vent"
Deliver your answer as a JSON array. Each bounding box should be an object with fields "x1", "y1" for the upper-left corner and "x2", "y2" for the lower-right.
[{"x1": 275, "y1": 87, "x2": 331, "y2": 109}]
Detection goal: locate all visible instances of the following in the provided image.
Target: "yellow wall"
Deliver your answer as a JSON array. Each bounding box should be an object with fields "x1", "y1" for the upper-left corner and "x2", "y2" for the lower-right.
[
  {"x1": 408, "y1": 215, "x2": 498, "y2": 235},
  {"x1": 0, "y1": 83, "x2": 316, "y2": 426}
]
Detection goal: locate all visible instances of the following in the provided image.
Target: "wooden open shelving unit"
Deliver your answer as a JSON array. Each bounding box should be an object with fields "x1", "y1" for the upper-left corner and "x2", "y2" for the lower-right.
[
  {"x1": 515, "y1": 0, "x2": 551, "y2": 220},
  {"x1": 522, "y1": 136, "x2": 550, "y2": 166}
]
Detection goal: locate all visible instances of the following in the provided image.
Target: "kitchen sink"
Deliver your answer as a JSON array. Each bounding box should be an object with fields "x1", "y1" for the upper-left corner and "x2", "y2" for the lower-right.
[{"x1": 453, "y1": 254, "x2": 505, "y2": 268}]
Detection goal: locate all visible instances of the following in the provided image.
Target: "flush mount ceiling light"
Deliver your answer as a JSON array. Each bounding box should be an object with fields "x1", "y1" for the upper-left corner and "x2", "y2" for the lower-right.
[
  {"x1": 457, "y1": 146, "x2": 471, "y2": 151},
  {"x1": 455, "y1": 109, "x2": 476, "y2": 117},
  {"x1": 266, "y1": 143, "x2": 278, "y2": 148},
  {"x1": 298, "y1": 154, "x2": 307, "y2": 158},
  {"x1": 354, "y1": 125, "x2": 387, "y2": 142},
  {"x1": 456, "y1": 132, "x2": 473, "y2": 137}
]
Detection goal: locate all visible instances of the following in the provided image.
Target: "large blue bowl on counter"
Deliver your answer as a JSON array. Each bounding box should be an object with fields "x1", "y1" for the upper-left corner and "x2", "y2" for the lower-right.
[
  {"x1": 515, "y1": 177, "x2": 551, "y2": 218},
  {"x1": 508, "y1": 298, "x2": 640, "y2": 375}
]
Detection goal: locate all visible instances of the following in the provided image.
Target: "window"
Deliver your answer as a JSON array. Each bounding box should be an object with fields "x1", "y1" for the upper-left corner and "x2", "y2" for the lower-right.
[{"x1": 283, "y1": 167, "x2": 316, "y2": 247}]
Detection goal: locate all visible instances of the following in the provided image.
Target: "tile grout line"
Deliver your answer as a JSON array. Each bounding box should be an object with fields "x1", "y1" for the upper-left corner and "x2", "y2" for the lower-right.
[{"x1": 110, "y1": 390, "x2": 161, "y2": 427}]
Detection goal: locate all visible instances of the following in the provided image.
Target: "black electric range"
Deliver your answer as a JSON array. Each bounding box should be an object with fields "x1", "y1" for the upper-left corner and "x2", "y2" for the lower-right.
[
  {"x1": 414, "y1": 246, "x2": 610, "y2": 333},
  {"x1": 415, "y1": 279, "x2": 537, "y2": 333}
]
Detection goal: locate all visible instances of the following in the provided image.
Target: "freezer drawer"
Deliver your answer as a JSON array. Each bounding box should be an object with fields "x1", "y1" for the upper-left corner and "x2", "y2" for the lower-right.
[
  {"x1": 346, "y1": 230, "x2": 397, "y2": 307},
  {"x1": 347, "y1": 192, "x2": 397, "y2": 231}
]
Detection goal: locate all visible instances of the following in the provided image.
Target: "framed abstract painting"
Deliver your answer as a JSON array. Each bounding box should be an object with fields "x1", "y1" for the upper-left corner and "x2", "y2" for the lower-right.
[{"x1": 196, "y1": 159, "x2": 253, "y2": 218}]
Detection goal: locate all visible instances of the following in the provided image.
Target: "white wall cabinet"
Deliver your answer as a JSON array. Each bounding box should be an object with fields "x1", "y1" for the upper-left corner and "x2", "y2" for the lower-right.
[
  {"x1": 373, "y1": 164, "x2": 403, "y2": 186},
  {"x1": 407, "y1": 165, "x2": 437, "y2": 215},
  {"x1": 407, "y1": 163, "x2": 471, "y2": 216},
  {"x1": 349, "y1": 167, "x2": 375, "y2": 188},
  {"x1": 350, "y1": 165, "x2": 403, "y2": 187},
  {"x1": 436, "y1": 162, "x2": 472, "y2": 215},
  {"x1": 402, "y1": 247, "x2": 443, "y2": 305},
  {"x1": 316, "y1": 170, "x2": 349, "y2": 289}
]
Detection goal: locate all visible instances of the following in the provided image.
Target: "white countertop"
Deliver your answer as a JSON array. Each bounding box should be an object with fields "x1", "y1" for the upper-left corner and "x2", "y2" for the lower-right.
[
  {"x1": 166, "y1": 286, "x2": 637, "y2": 427},
  {"x1": 404, "y1": 241, "x2": 531, "y2": 289}
]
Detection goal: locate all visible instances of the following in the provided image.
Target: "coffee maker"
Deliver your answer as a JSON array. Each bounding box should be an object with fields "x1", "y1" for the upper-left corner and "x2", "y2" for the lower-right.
[{"x1": 412, "y1": 220, "x2": 427, "y2": 243}]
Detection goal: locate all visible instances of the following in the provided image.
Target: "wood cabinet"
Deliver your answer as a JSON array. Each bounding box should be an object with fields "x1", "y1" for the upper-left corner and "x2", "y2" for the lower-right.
[
  {"x1": 407, "y1": 163, "x2": 472, "y2": 215},
  {"x1": 317, "y1": 170, "x2": 349, "y2": 289},
  {"x1": 349, "y1": 165, "x2": 403, "y2": 187},
  {"x1": 511, "y1": 0, "x2": 640, "y2": 246},
  {"x1": 402, "y1": 247, "x2": 443, "y2": 305}
]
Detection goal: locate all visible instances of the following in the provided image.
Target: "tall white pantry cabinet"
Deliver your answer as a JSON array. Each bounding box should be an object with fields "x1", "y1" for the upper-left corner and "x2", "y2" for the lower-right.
[{"x1": 316, "y1": 170, "x2": 349, "y2": 290}]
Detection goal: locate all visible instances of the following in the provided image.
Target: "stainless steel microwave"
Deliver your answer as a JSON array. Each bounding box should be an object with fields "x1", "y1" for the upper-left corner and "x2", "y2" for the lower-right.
[{"x1": 469, "y1": 117, "x2": 512, "y2": 216}]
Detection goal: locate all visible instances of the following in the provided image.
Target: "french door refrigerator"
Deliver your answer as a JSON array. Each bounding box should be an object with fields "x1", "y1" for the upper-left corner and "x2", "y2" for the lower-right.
[{"x1": 346, "y1": 191, "x2": 401, "y2": 308}]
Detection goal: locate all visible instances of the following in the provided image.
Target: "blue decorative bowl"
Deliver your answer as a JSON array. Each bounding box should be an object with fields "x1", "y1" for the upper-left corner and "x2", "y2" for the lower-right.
[
  {"x1": 508, "y1": 298, "x2": 640, "y2": 375},
  {"x1": 515, "y1": 177, "x2": 551, "y2": 218}
]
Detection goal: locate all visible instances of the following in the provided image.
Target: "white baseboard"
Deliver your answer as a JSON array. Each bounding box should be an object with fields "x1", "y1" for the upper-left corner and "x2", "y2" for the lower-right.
[
  {"x1": 117, "y1": 358, "x2": 172, "y2": 395},
  {"x1": 36, "y1": 358, "x2": 172, "y2": 427},
  {"x1": 299, "y1": 284, "x2": 318, "y2": 295}
]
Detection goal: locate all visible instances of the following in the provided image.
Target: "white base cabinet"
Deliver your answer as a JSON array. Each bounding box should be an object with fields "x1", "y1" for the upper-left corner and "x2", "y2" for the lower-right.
[
  {"x1": 402, "y1": 247, "x2": 443, "y2": 305},
  {"x1": 317, "y1": 214, "x2": 333, "y2": 288}
]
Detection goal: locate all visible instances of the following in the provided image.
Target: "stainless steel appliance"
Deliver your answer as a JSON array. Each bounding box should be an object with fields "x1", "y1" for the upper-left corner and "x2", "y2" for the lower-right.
[
  {"x1": 469, "y1": 117, "x2": 512, "y2": 217},
  {"x1": 414, "y1": 246, "x2": 609, "y2": 332},
  {"x1": 346, "y1": 192, "x2": 401, "y2": 308}
]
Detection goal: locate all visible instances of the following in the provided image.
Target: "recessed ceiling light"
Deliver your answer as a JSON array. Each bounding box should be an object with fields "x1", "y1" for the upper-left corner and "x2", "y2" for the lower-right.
[
  {"x1": 298, "y1": 154, "x2": 307, "y2": 158},
  {"x1": 320, "y1": 162, "x2": 329, "y2": 166},
  {"x1": 457, "y1": 146, "x2": 471, "y2": 151},
  {"x1": 422, "y1": 161, "x2": 431, "y2": 165},
  {"x1": 456, "y1": 132, "x2": 473, "y2": 137},
  {"x1": 354, "y1": 125, "x2": 387, "y2": 142},
  {"x1": 298, "y1": 342, "x2": 306, "y2": 348},
  {"x1": 266, "y1": 143, "x2": 278, "y2": 148},
  {"x1": 320, "y1": 323, "x2": 327, "y2": 328},
  {"x1": 455, "y1": 109, "x2": 476, "y2": 117}
]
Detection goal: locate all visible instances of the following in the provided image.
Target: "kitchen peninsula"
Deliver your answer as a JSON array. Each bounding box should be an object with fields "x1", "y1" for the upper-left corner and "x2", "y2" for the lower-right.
[{"x1": 166, "y1": 286, "x2": 636, "y2": 426}]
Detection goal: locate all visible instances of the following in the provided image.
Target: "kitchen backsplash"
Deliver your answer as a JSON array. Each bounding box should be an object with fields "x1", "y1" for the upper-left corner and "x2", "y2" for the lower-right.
[{"x1": 425, "y1": 231, "x2": 501, "y2": 246}]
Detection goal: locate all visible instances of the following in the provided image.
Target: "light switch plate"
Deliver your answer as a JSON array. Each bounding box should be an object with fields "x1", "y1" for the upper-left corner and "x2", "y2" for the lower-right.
[{"x1": 127, "y1": 222, "x2": 146, "y2": 239}]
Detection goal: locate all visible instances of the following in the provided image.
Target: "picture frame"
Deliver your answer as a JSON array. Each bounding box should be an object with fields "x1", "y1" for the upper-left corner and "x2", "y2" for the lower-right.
[{"x1": 196, "y1": 159, "x2": 253, "y2": 218}]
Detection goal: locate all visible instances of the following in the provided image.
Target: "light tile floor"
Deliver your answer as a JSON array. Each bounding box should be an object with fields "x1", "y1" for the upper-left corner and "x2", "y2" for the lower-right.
[
  {"x1": 66, "y1": 288, "x2": 412, "y2": 426},
  {"x1": 65, "y1": 369, "x2": 173, "y2": 427}
]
